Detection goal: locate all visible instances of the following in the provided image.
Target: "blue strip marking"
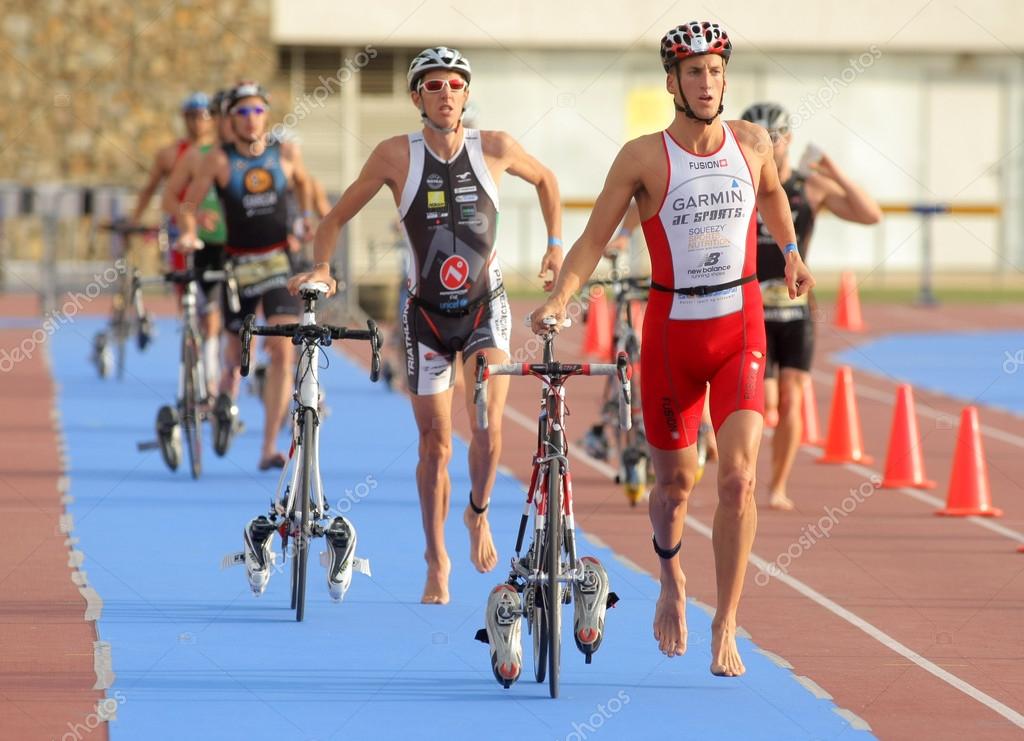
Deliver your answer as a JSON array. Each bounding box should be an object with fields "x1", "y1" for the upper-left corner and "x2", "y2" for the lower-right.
[
  {"x1": 51, "y1": 318, "x2": 874, "y2": 740},
  {"x1": 834, "y1": 330, "x2": 1024, "y2": 416}
]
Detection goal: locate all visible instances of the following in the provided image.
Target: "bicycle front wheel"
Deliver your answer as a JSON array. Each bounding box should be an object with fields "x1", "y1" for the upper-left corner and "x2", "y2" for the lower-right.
[
  {"x1": 293, "y1": 408, "x2": 315, "y2": 622},
  {"x1": 545, "y1": 458, "x2": 563, "y2": 699},
  {"x1": 113, "y1": 290, "x2": 129, "y2": 380},
  {"x1": 182, "y1": 329, "x2": 203, "y2": 479}
]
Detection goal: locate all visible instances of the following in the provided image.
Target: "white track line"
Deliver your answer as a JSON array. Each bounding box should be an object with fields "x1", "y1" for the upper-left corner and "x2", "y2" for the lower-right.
[{"x1": 500, "y1": 404, "x2": 1024, "y2": 731}]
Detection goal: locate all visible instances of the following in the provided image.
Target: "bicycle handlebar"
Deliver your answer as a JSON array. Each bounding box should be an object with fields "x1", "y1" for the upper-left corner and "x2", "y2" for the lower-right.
[
  {"x1": 239, "y1": 314, "x2": 382, "y2": 382},
  {"x1": 473, "y1": 351, "x2": 632, "y2": 431},
  {"x1": 99, "y1": 221, "x2": 160, "y2": 237}
]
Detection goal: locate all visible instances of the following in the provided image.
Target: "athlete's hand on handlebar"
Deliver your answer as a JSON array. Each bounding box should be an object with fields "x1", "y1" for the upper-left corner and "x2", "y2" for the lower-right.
[
  {"x1": 173, "y1": 233, "x2": 204, "y2": 253},
  {"x1": 785, "y1": 251, "x2": 815, "y2": 299},
  {"x1": 287, "y1": 264, "x2": 336, "y2": 297},
  {"x1": 529, "y1": 297, "x2": 568, "y2": 335}
]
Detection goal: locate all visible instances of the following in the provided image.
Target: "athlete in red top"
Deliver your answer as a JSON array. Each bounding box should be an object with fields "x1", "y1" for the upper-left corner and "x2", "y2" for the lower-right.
[
  {"x1": 129, "y1": 93, "x2": 214, "y2": 226},
  {"x1": 533, "y1": 21, "x2": 813, "y2": 677}
]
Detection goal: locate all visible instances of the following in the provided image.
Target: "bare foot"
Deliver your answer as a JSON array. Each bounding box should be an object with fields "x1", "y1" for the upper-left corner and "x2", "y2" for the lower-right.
[
  {"x1": 653, "y1": 572, "x2": 688, "y2": 657},
  {"x1": 710, "y1": 618, "x2": 746, "y2": 676},
  {"x1": 768, "y1": 491, "x2": 795, "y2": 511},
  {"x1": 463, "y1": 505, "x2": 498, "y2": 573},
  {"x1": 421, "y1": 554, "x2": 451, "y2": 605}
]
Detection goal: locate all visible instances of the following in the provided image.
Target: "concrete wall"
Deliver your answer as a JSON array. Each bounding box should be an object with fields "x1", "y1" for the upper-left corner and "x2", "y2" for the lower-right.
[{"x1": 280, "y1": 42, "x2": 1022, "y2": 279}]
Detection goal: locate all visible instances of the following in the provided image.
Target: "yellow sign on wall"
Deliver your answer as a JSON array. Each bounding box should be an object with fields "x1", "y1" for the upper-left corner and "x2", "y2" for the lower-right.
[{"x1": 626, "y1": 88, "x2": 670, "y2": 140}]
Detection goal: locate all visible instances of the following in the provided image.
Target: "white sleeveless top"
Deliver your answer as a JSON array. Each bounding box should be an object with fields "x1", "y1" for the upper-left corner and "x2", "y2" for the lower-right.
[{"x1": 643, "y1": 122, "x2": 758, "y2": 320}]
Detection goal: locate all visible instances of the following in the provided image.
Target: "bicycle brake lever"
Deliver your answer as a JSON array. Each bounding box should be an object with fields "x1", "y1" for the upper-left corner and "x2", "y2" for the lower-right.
[
  {"x1": 616, "y1": 351, "x2": 632, "y2": 431},
  {"x1": 239, "y1": 314, "x2": 256, "y2": 377},
  {"x1": 368, "y1": 320, "x2": 381, "y2": 383}
]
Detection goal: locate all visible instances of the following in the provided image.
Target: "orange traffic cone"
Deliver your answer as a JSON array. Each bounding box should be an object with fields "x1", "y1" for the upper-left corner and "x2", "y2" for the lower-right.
[
  {"x1": 583, "y1": 288, "x2": 613, "y2": 359},
  {"x1": 800, "y1": 375, "x2": 825, "y2": 445},
  {"x1": 817, "y1": 366, "x2": 873, "y2": 464},
  {"x1": 881, "y1": 385, "x2": 936, "y2": 489},
  {"x1": 834, "y1": 272, "x2": 866, "y2": 332},
  {"x1": 937, "y1": 407, "x2": 1002, "y2": 517}
]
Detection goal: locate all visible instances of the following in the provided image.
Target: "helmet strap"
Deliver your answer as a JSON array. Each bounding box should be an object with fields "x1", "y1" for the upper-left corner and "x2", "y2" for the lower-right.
[{"x1": 674, "y1": 67, "x2": 724, "y2": 126}]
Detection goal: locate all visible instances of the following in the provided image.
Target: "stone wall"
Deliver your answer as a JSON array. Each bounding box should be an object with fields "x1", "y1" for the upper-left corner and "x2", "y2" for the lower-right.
[{"x1": 0, "y1": 0, "x2": 282, "y2": 188}]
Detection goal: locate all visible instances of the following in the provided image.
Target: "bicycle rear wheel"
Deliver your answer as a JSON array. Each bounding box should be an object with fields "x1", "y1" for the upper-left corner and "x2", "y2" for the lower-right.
[
  {"x1": 545, "y1": 458, "x2": 563, "y2": 699},
  {"x1": 293, "y1": 408, "x2": 314, "y2": 622},
  {"x1": 181, "y1": 328, "x2": 203, "y2": 479}
]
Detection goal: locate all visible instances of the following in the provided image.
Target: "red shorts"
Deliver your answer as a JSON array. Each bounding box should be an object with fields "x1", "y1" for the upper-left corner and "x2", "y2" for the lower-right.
[{"x1": 640, "y1": 282, "x2": 766, "y2": 450}]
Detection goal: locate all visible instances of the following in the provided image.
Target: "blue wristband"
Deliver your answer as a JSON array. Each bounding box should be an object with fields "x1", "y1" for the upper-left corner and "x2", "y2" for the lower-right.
[
  {"x1": 616, "y1": 228, "x2": 632, "y2": 240},
  {"x1": 548, "y1": 236, "x2": 563, "y2": 247},
  {"x1": 783, "y1": 242, "x2": 798, "y2": 255}
]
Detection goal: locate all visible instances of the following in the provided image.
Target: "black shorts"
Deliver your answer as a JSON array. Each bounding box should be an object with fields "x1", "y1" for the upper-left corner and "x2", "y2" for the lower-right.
[
  {"x1": 223, "y1": 250, "x2": 301, "y2": 332},
  {"x1": 764, "y1": 316, "x2": 815, "y2": 377},
  {"x1": 401, "y1": 290, "x2": 511, "y2": 395},
  {"x1": 195, "y1": 243, "x2": 226, "y2": 313}
]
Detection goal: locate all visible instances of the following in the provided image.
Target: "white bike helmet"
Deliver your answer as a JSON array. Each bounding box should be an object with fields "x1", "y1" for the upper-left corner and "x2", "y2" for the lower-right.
[
  {"x1": 741, "y1": 103, "x2": 791, "y2": 134},
  {"x1": 407, "y1": 46, "x2": 472, "y2": 92}
]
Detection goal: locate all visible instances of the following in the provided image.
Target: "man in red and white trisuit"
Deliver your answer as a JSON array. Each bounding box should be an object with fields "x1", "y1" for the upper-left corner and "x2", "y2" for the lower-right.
[{"x1": 533, "y1": 21, "x2": 814, "y2": 676}]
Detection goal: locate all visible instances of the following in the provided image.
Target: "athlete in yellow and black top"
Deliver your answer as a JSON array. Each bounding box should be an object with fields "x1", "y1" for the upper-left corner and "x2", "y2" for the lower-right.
[
  {"x1": 177, "y1": 81, "x2": 313, "y2": 471},
  {"x1": 742, "y1": 102, "x2": 881, "y2": 511}
]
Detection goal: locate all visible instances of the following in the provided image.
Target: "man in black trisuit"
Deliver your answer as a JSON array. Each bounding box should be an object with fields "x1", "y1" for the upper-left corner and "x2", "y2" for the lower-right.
[
  {"x1": 289, "y1": 47, "x2": 565, "y2": 606},
  {"x1": 741, "y1": 102, "x2": 881, "y2": 510}
]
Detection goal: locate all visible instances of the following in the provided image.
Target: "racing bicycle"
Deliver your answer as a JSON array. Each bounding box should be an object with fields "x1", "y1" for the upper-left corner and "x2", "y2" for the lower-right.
[
  {"x1": 238, "y1": 282, "x2": 382, "y2": 622},
  {"x1": 474, "y1": 317, "x2": 629, "y2": 698}
]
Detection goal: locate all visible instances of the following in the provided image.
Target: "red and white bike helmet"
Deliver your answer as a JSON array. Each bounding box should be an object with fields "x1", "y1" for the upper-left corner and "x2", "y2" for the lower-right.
[{"x1": 660, "y1": 22, "x2": 732, "y2": 71}]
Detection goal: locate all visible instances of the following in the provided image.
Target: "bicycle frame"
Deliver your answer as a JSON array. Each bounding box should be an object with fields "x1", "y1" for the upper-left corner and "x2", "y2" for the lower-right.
[
  {"x1": 278, "y1": 312, "x2": 327, "y2": 526},
  {"x1": 475, "y1": 332, "x2": 630, "y2": 696},
  {"x1": 239, "y1": 285, "x2": 381, "y2": 621}
]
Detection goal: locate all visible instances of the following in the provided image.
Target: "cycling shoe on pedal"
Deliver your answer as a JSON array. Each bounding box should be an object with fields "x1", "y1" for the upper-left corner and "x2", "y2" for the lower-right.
[
  {"x1": 212, "y1": 392, "x2": 239, "y2": 457},
  {"x1": 573, "y1": 557, "x2": 610, "y2": 657},
  {"x1": 243, "y1": 515, "x2": 277, "y2": 595},
  {"x1": 581, "y1": 424, "x2": 609, "y2": 461},
  {"x1": 324, "y1": 516, "x2": 357, "y2": 602},
  {"x1": 156, "y1": 405, "x2": 181, "y2": 471},
  {"x1": 485, "y1": 584, "x2": 523, "y2": 688}
]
